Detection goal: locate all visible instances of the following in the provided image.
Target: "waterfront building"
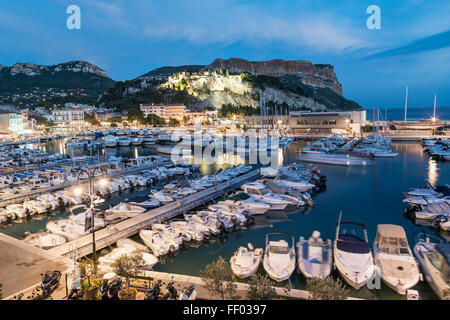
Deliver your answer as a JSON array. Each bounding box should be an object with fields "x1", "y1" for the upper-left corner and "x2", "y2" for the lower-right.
[
  {"x1": 0, "y1": 111, "x2": 24, "y2": 133},
  {"x1": 244, "y1": 110, "x2": 366, "y2": 135},
  {"x1": 51, "y1": 108, "x2": 85, "y2": 133},
  {"x1": 140, "y1": 104, "x2": 187, "y2": 120}
]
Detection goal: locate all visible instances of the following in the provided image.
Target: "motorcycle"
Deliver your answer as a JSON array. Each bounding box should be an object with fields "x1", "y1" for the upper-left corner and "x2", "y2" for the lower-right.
[
  {"x1": 100, "y1": 273, "x2": 123, "y2": 300},
  {"x1": 178, "y1": 285, "x2": 197, "y2": 300},
  {"x1": 40, "y1": 270, "x2": 62, "y2": 299}
]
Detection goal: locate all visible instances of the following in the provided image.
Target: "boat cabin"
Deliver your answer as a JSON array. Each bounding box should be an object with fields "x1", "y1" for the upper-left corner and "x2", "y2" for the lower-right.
[{"x1": 374, "y1": 224, "x2": 411, "y2": 255}]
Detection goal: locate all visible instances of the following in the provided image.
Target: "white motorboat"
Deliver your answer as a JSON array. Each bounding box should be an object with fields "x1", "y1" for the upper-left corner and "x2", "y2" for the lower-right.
[
  {"x1": 373, "y1": 224, "x2": 421, "y2": 295},
  {"x1": 299, "y1": 152, "x2": 374, "y2": 166},
  {"x1": 406, "y1": 187, "x2": 442, "y2": 198},
  {"x1": 46, "y1": 219, "x2": 88, "y2": 241},
  {"x1": 152, "y1": 223, "x2": 185, "y2": 245},
  {"x1": 188, "y1": 213, "x2": 221, "y2": 235},
  {"x1": 142, "y1": 136, "x2": 158, "y2": 146},
  {"x1": 116, "y1": 238, "x2": 149, "y2": 252},
  {"x1": 68, "y1": 210, "x2": 106, "y2": 228},
  {"x1": 413, "y1": 233, "x2": 450, "y2": 299},
  {"x1": 131, "y1": 137, "x2": 143, "y2": 146},
  {"x1": 170, "y1": 220, "x2": 204, "y2": 242},
  {"x1": 230, "y1": 243, "x2": 263, "y2": 279},
  {"x1": 403, "y1": 195, "x2": 450, "y2": 206},
  {"x1": 262, "y1": 232, "x2": 296, "y2": 282},
  {"x1": 273, "y1": 179, "x2": 316, "y2": 193},
  {"x1": 152, "y1": 191, "x2": 174, "y2": 205},
  {"x1": 98, "y1": 247, "x2": 158, "y2": 271},
  {"x1": 296, "y1": 231, "x2": 332, "y2": 279},
  {"x1": 333, "y1": 212, "x2": 376, "y2": 289},
  {"x1": 118, "y1": 136, "x2": 131, "y2": 147},
  {"x1": 241, "y1": 182, "x2": 289, "y2": 210},
  {"x1": 104, "y1": 135, "x2": 118, "y2": 147},
  {"x1": 237, "y1": 199, "x2": 271, "y2": 215},
  {"x1": 139, "y1": 229, "x2": 178, "y2": 257},
  {"x1": 107, "y1": 202, "x2": 147, "y2": 218},
  {"x1": 23, "y1": 231, "x2": 66, "y2": 249}
]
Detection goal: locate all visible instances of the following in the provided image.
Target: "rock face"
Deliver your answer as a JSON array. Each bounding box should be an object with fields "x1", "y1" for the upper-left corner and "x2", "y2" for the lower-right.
[
  {"x1": 205, "y1": 58, "x2": 342, "y2": 96},
  {"x1": 5, "y1": 61, "x2": 109, "y2": 78}
]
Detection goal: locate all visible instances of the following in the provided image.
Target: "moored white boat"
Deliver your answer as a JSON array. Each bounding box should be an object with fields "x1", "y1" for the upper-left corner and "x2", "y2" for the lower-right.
[
  {"x1": 230, "y1": 243, "x2": 263, "y2": 279},
  {"x1": 373, "y1": 224, "x2": 420, "y2": 295},
  {"x1": 296, "y1": 231, "x2": 332, "y2": 279},
  {"x1": 262, "y1": 232, "x2": 296, "y2": 282}
]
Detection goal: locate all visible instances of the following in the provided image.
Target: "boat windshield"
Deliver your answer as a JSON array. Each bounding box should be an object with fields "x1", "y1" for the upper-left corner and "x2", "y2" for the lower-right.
[
  {"x1": 378, "y1": 236, "x2": 410, "y2": 255},
  {"x1": 270, "y1": 245, "x2": 289, "y2": 254}
]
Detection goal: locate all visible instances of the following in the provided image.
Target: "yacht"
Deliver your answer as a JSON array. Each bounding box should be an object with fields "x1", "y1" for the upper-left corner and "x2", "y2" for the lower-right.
[
  {"x1": 333, "y1": 212, "x2": 376, "y2": 289},
  {"x1": 230, "y1": 243, "x2": 263, "y2": 279},
  {"x1": 262, "y1": 232, "x2": 296, "y2": 282},
  {"x1": 413, "y1": 233, "x2": 450, "y2": 299},
  {"x1": 98, "y1": 247, "x2": 158, "y2": 271},
  {"x1": 152, "y1": 191, "x2": 174, "y2": 205},
  {"x1": 106, "y1": 202, "x2": 147, "y2": 218},
  {"x1": 373, "y1": 225, "x2": 421, "y2": 295},
  {"x1": 296, "y1": 231, "x2": 332, "y2": 279},
  {"x1": 152, "y1": 223, "x2": 186, "y2": 245},
  {"x1": 299, "y1": 152, "x2": 374, "y2": 166},
  {"x1": 46, "y1": 219, "x2": 88, "y2": 241},
  {"x1": 170, "y1": 220, "x2": 204, "y2": 242}
]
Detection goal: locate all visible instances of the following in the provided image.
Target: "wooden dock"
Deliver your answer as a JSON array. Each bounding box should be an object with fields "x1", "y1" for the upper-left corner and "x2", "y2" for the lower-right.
[{"x1": 47, "y1": 169, "x2": 260, "y2": 259}]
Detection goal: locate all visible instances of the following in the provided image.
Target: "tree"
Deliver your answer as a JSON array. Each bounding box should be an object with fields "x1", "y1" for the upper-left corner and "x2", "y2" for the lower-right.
[
  {"x1": 199, "y1": 256, "x2": 237, "y2": 300},
  {"x1": 305, "y1": 276, "x2": 349, "y2": 300},
  {"x1": 127, "y1": 108, "x2": 144, "y2": 123},
  {"x1": 246, "y1": 274, "x2": 277, "y2": 300},
  {"x1": 168, "y1": 118, "x2": 180, "y2": 127},
  {"x1": 84, "y1": 112, "x2": 100, "y2": 126},
  {"x1": 112, "y1": 250, "x2": 145, "y2": 296}
]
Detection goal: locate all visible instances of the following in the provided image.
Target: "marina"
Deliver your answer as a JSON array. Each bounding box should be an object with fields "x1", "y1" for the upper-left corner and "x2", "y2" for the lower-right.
[{"x1": 0, "y1": 136, "x2": 448, "y2": 300}]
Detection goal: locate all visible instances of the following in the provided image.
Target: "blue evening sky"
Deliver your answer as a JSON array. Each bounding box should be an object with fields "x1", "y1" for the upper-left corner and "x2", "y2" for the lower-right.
[{"x1": 0, "y1": 0, "x2": 449, "y2": 109}]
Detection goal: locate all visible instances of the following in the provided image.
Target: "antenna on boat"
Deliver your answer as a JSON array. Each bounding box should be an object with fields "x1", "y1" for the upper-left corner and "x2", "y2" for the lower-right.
[
  {"x1": 335, "y1": 210, "x2": 343, "y2": 240},
  {"x1": 404, "y1": 86, "x2": 408, "y2": 123}
]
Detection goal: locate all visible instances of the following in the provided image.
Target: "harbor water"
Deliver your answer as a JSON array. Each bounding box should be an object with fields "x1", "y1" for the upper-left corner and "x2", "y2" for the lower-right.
[{"x1": 1, "y1": 140, "x2": 449, "y2": 300}]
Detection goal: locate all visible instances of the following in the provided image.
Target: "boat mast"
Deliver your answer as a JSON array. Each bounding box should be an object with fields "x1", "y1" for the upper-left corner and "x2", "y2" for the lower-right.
[
  {"x1": 404, "y1": 86, "x2": 408, "y2": 123},
  {"x1": 433, "y1": 93, "x2": 437, "y2": 119},
  {"x1": 259, "y1": 89, "x2": 263, "y2": 133}
]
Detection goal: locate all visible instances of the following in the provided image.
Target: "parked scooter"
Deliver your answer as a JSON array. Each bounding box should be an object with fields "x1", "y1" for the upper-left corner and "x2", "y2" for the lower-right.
[
  {"x1": 145, "y1": 280, "x2": 162, "y2": 300},
  {"x1": 100, "y1": 273, "x2": 123, "y2": 300},
  {"x1": 40, "y1": 270, "x2": 62, "y2": 299},
  {"x1": 160, "y1": 281, "x2": 178, "y2": 300},
  {"x1": 178, "y1": 285, "x2": 197, "y2": 300}
]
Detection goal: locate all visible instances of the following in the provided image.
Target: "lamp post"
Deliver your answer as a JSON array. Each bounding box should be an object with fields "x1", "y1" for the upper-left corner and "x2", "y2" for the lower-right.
[{"x1": 74, "y1": 166, "x2": 108, "y2": 265}]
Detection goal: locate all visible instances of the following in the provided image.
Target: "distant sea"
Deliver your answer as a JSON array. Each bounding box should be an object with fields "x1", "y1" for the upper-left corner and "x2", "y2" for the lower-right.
[{"x1": 366, "y1": 106, "x2": 450, "y2": 121}]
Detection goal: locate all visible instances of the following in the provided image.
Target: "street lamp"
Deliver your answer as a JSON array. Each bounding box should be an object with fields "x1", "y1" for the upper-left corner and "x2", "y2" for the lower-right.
[{"x1": 76, "y1": 166, "x2": 107, "y2": 265}]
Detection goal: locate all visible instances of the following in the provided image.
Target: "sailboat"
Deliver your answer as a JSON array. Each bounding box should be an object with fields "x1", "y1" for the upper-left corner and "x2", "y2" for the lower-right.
[{"x1": 392, "y1": 88, "x2": 445, "y2": 130}]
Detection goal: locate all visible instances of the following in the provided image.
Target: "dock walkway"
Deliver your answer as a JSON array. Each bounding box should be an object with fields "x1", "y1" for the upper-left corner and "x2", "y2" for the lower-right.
[{"x1": 47, "y1": 169, "x2": 260, "y2": 259}]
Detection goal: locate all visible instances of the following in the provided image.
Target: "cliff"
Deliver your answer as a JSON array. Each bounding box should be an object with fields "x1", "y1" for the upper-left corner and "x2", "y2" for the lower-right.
[{"x1": 204, "y1": 58, "x2": 343, "y2": 96}]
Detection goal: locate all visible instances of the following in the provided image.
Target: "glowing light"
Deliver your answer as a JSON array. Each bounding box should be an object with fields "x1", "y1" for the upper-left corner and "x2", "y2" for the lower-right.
[
  {"x1": 74, "y1": 187, "x2": 83, "y2": 196},
  {"x1": 99, "y1": 178, "x2": 108, "y2": 187},
  {"x1": 427, "y1": 158, "x2": 438, "y2": 186},
  {"x1": 431, "y1": 117, "x2": 437, "y2": 123}
]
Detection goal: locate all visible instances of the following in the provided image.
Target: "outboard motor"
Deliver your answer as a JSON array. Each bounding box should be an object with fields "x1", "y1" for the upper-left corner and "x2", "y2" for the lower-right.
[
  {"x1": 41, "y1": 270, "x2": 62, "y2": 299},
  {"x1": 432, "y1": 215, "x2": 448, "y2": 228},
  {"x1": 101, "y1": 272, "x2": 122, "y2": 300}
]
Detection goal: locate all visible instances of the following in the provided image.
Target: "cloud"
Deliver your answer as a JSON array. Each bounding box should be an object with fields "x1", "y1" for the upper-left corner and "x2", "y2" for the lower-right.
[
  {"x1": 363, "y1": 29, "x2": 450, "y2": 60},
  {"x1": 84, "y1": 0, "x2": 363, "y2": 52}
]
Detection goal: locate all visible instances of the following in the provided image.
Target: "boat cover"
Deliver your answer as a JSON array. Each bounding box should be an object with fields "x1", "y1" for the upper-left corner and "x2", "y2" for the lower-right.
[{"x1": 337, "y1": 234, "x2": 370, "y2": 254}]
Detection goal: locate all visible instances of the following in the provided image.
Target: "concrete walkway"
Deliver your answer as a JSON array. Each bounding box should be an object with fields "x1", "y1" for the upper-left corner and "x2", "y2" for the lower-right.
[{"x1": 0, "y1": 233, "x2": 72, "y2": 299}]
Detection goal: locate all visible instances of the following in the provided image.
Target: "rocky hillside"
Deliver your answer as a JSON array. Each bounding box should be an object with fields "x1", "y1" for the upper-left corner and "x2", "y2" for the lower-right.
[
  {"x1": 205, "y1": 58, "x2": 343, "y2": 95},
  {"x1": 0, "y1": 61, "x2": 115, "y2": 107},
  {"x1": 100, "y1": 58, "x2": 361, "y2": 112}
]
